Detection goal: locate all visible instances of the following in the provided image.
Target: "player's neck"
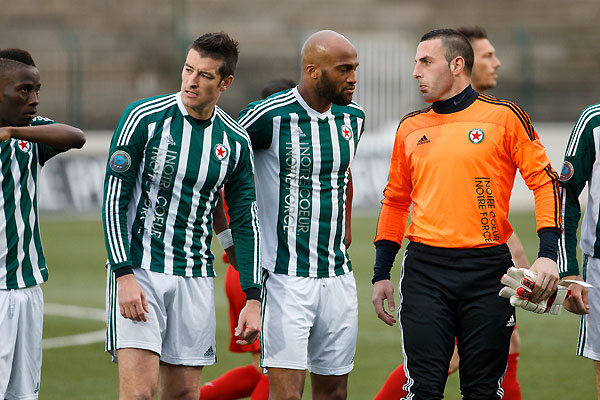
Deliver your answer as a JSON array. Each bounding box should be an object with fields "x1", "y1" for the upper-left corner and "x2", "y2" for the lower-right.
[{"x1": 297, "y1": 83, "x2": 332, "y2": 114}]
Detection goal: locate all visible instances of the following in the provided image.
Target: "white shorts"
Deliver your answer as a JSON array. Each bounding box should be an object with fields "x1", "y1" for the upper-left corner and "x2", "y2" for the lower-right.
[
  {"x1": 578, "y1": 254, "x2": 600, "y2": 361},
  {"x1": 261, "y1": 271, "x2": 358, "y2": 375},
  {"x1": 0, "y1": 285, "x2": 43, "y2": 400},
  {"x1": 105, "y1": 268, "x2": 216, "y2": 366}
]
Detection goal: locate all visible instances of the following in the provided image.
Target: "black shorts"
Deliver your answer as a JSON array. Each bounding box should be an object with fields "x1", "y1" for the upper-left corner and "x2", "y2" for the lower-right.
[{"x1": 399, "y1": 242, "x2": 515, "y2": 400}]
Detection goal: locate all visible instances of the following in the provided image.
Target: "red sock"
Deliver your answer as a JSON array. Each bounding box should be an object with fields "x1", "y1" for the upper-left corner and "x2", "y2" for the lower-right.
[
  {"x1": 200, "y1": 364, "x2": 261, "y2": 400},
  {"x1": 250, "y1": 373, "x2": 269, "y2": 400},
  {"x1": 374, "y1": 364, "x2": 409, "y2": 400},
  {"x1": 501, "y1": 353, "x2": 522, "y2": 400}
]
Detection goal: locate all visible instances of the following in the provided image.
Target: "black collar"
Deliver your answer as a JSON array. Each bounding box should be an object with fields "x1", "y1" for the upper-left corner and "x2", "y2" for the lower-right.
[{"x1": 432, "y1": 85, "x2": 478, "y2": 114}]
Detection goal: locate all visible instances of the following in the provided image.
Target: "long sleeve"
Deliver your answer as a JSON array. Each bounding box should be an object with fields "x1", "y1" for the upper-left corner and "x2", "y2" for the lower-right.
[
  {"x1": 375, "y1": 123, "x2": 412, "y2": 245},
  {"x1": 102, "y1": 101, "x2": 148, "y2": 271},
  {"x1": 558, "y1": 106, "x2": 598, "y2": 277}
]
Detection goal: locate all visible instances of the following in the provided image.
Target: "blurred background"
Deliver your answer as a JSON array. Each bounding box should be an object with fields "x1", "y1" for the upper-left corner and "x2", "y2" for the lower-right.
[{"x1": 3, "y1": 0, "x2": 598, "y2": 213}]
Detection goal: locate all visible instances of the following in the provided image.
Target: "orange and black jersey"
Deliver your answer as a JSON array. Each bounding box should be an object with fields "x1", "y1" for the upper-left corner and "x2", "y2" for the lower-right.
[{"x1": 376, "y1": 86, "x2": 561, "y2": 250}]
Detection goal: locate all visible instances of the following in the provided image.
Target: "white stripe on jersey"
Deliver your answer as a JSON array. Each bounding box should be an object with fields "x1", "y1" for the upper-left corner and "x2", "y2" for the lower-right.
[
  {"x1": 308, "y1": 115, "x2": 321, "y2": 277},
  {"x1": 10, "y1": 143, "x2": 26, "y2": 288},
  {"x1": 105, "y1": 176, "x2": 124, "y2": 263},
  {"x1": 0, "y1": 154, "x2": 6, "y2": 285},
  {"x1": 327, "y1": 115, "x2": 342, "y2": 276},
  {"x1": 184, "y1": 123, "x2": 214, "y2": 275},
  {"x1": 238, "y1": 92, "x2": 297, "y2": 129},
  {"x1": 356, "y1": 117, "x2": 365, "y2": 140},
  {"x1": 117, "y1": 96, "x2": 177, "y2": 146},
  {"x1": 580, "y1": 126, "x2": 600, "y2": 257},
  {"x1": 347, "y1": 101, "x2": 365, "y2": 113},
  {"x1": 566, "y1": 104, "x2": 600, "y2": 157},
  {"x1": 162, "y1": 118, "x2": 191, "y2": 275},
  {"x1": 558, "y1": 187, "x2": 568, "y2": 274},
  {"x1": 286, "y1": 114, "x2": 300, "y2": 276},
  {"x1": 25, "y1": 153, "x2": 43, "y2": 284},
  {"x1": 141, "y1": 119, "x2": 172, "y2": 269}
]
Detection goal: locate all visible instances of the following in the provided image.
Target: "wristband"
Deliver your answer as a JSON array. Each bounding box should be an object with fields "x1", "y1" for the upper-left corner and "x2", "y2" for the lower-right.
[
  {"x1": 216, "y1": 228, "x2": 234, "y2": 249},
  {"x1": 114, "y1": 265, "x2": 133, "y2": 278}
]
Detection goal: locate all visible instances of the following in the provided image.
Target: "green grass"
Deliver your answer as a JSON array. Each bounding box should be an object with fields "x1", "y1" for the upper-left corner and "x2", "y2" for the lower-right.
[{"x1": 37, "y1": 212, "x2": 595, "y2": 399}]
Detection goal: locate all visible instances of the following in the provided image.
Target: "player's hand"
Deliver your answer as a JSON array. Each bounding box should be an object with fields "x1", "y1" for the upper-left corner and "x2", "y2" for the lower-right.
[
  {"x1": 562, "y1": 275, "x2": 590, "y2": 315},
  {"x1": 372, "y1": 279, "x2": 396, "y2": 326},
  {"x1": 116, "y1": 274, "x2": 149, "y2": 322},
  {"x1": 499, "y1": 267, "x2": 566, "y2": 315},
  {"x1": 528, "y1": 257, "x2": 559, "y2": 302},
  {"x1": 236, "y1": 299, "x2": 260, "y2": 345}
]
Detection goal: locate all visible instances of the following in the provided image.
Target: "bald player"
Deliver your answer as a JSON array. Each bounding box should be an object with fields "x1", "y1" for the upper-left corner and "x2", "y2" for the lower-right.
[{"x1": 238, "y1": 30, "x2": 364, "y2": 400}]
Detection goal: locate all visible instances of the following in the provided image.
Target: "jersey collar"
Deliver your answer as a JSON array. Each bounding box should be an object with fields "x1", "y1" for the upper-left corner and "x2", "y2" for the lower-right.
[
  {"x1": 175, "y1": 92, "x2": 217, "y2": 125},
  {"x1": 432, "y1": 85, "x2": 478, "y2": 114},
  {"x1": 292, "y1": 87, "x2": 333, "y2": 120}
]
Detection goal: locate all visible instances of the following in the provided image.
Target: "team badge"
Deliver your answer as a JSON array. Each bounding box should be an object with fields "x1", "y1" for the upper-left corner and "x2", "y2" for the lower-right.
[
  {"x1": 16, "y1": 140, "x2": 31, "y2": 153},
  {"x1": 559, "y1": 160, "x2": 574, "y2": 182},
  {"x1": 214, "y1": 143, "x2": 229, "y2": 161},
  {"x1": 340, "y1": 125, "x2": 353, "y2": 141},
  {"x1": 109, "y1": 150, "x2": 132, "y2": 173},
  {"x1": 468, "y1": 128, "x2": 485, "y2": 144}
]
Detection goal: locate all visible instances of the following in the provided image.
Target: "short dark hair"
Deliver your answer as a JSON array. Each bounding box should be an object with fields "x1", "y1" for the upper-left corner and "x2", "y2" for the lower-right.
[
  {"x1": 0, "y1": 48, "x2": 36, "y2": 67},
  {"x1": 420, "y1": 29, "x2": 474, "y2": 74},
  {"x1": 261, "y1": 78, "x2": 296, "y2": 99},
  {"x1": 188, "y1": 32, "x2": 239, "y2": 79},
  {"x1": 457, "y1": 26, "x2": 488, "y2": 41}
]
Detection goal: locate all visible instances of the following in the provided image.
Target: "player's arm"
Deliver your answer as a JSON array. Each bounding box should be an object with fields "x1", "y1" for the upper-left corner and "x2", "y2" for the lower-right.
[
  {"x1": 213, "y1": 190, "x2": 238, "y2": 270},
  {"x1": 0, "y1": 122, "x2": 85, "y2": 150},
  {"x1": 558, "y1": 106, "x2": 597, "y2": 314},
  {"x1": 372, "y1": 125, "x2": 412, "y2": 326},
  {"x1": 506, "y1": 232, "x2": 529, "y2": 269},
  {"x1": 508, "y1": 107, "x2": 561, "y2": 302},
  {"x1": 102, "y1": 102, "x2": 150, "y2": 322},
  {"x1": 224, "y1": 135, "x2": 261, "y2": 344},
  {"x1": 345, "y1": 170, "x2": 353, "y2": 248}
]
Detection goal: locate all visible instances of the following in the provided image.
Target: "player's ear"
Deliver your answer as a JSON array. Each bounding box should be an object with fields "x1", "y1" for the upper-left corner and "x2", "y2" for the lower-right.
[
  {"x1": 450, "y1": 56, "x2": 465, "y2": 75},
  {"x1": 219, "y1": 75, "x2": 234, "y2": 92},
  {"x1": 305, "y1": 63, "x2": 320, "y2": 80}
]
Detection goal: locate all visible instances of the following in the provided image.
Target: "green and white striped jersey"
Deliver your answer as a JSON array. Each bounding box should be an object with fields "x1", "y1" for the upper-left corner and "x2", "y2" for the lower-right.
[
  {"x1": 558, "y1": 103, "x2": 600, "y2": 277},
  {"x1": 238, "y1": 88, "x2": 364, "y2": 277},
  {"x1": 102, "y1": 92, "x2": 261, "y2": 291},
  {"x1": 0, "y1": 116, "x2": 62, "y2": 289}
]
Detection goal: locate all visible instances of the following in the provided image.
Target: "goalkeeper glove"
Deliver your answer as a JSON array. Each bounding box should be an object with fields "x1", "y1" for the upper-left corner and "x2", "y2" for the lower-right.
[{"x1": 499, "y1": 267, "x2": 568, "y2": 315}]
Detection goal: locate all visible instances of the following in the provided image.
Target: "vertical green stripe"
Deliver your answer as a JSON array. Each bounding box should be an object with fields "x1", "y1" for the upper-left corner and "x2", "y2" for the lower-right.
[
  {"x1": 294, "y1": 116, "x2": 314, "y2": 276},
  {"x1": 275, "y1": 114, "x2": 291, "y2": 275},
  {"x1": 317, "y1": 118, "x2": 333, "y2": 277}
]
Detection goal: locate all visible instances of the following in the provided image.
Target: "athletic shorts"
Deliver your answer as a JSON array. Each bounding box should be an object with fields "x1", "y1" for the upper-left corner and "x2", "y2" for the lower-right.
[
  {"x1": 261, "y1": 271, "x2": 358, "y2": 375},
  {"x1": 225, "y1": 264, "x2": 260, "y2": 353},
  {"x1": 577, "y1": 254, "x2": 600, "y2": 361},
  {"x1": 399, "y1": 242, "x2": 514, "y2": 400},
  {"x1": 105, "y1": 268, "x2": 216, "y2": 366},
  {"x1": 0, "y1": 285, "x2": 43, "y2": 400}
]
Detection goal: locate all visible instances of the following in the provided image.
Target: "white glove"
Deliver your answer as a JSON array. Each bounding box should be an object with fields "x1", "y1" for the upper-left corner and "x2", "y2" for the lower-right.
[{"x1": 499, "y1": 267, "x2": 569, "y2": 315}]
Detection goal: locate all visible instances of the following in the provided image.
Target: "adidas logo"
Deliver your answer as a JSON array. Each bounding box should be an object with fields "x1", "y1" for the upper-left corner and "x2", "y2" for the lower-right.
[
  {"x1": 506, "y1": 315, "x2": 515, "y2": 327},
  {"x1": 203, "y1": 346, "x2": 215, "y2": 357},
  {"x1": 417, "y1": 135, "x2": 430, "y2": 145},
  {"x1": 166, "y1": 134, "x2": 176, "y2": 146}
]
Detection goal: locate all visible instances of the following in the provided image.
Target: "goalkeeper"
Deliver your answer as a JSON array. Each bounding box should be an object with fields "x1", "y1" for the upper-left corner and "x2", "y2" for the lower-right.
[{"x1": 371, "y1": 28, "x2": 561, "y2": 399}]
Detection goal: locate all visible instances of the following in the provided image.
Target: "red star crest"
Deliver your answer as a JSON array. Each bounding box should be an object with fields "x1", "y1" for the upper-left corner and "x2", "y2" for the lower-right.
[
  {"x1": 341, "y1": 125, "x2": 353, "y2": 141},
  {"x1": 214, "y1": 143, "x2": 229, "y2": 161},
  {"x1": 468, "y1": 128, "x2": 485, "y2": 144},
  {"x1": 17, "y1": 140, "x2": 31, "y2": 153}
]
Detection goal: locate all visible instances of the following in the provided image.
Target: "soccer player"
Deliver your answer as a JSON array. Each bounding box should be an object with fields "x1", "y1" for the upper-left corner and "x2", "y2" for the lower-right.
[
  {"x1": 238, "y1": 30, "x2": 363, "y2": 400},
  {"x1": 0, "y1": 48, "x2": 85, "y2": 399},
  {"x1": 102, "y1": 32, "x2": 261, "y2": 399},
  {"x1": 558, "y1": 103, "x2": 600, "y2": 399},
  {"x1": 199, "y1": 78, "x2": 296, "y2": 400},
  {"x1": 374, "y1": 26, "x2": 523, "y2": 400},
  {"x1": 371, "y1": 29, "x2": 561, "y2": 399}
]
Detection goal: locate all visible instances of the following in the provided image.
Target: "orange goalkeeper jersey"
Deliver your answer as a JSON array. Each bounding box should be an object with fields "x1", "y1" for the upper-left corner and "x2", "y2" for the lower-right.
[{"x1": 376, "y1": 92, "x2": 561, "y2": 248}]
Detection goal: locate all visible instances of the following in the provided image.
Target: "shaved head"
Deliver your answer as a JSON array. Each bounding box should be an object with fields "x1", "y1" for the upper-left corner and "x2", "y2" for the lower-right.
[
  {"x1": 301, "y1": 30, "x2": 356, "y2": 68},
  {"x1": 298, "y1": 30, "x2": 358, "y2": 110}
]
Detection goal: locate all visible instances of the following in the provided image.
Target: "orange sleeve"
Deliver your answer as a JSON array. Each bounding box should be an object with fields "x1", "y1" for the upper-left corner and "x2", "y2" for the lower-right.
[
  {"x1": 507, "y1": 109, "x2": 561, "y2": 232},
  {"x1": 375, "y1": 125, "x2": 412, "y2": 244}
]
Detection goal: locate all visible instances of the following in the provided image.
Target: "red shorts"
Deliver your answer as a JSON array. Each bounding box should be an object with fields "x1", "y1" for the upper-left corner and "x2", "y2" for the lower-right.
[{"x1": 225, "y1": 264, "x2": 261, "y2": 353}]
